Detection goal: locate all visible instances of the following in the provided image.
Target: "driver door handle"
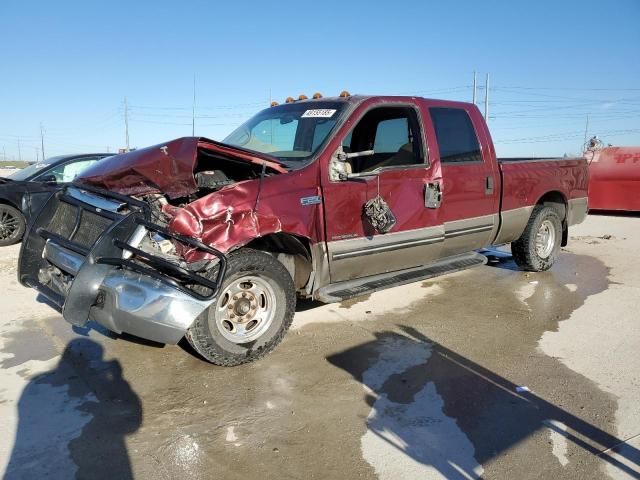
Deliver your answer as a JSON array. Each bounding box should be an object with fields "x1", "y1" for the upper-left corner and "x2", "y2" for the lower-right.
[
  {"x1": 425, "y1": 182, "x2": 442, "y2": 209},
  {"x1": 485, "y1": 175, "x2": 494, "y2": 195}
]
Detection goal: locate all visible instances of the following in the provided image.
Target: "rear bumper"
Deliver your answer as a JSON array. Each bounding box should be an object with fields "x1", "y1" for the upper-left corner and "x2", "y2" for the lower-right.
[{"x1": 18, "y1": 184, "x2": 225, "y2": 344}]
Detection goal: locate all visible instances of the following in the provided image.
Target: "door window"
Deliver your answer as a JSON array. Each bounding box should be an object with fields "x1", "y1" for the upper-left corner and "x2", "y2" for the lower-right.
[
  {"x1": 342, "y1": 107, "x2": 424, "y2": 173},
  {"x1": 429, "y1": 108, "x2": 482, "y2": 164},
  {"x1": 36, "y1": 158, "x2": 100, "y2": 183}
]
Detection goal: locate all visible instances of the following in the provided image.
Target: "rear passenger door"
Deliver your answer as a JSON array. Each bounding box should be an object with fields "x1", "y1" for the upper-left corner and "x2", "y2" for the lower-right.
[{"x1": 428, "y1": 107, "x2": 500, "y2": 256}]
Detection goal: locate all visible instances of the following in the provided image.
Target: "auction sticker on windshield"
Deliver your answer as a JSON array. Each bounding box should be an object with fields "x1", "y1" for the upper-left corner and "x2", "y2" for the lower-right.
[{"x1": 301, "y1": 109, "x2": 336, "y2": 118}]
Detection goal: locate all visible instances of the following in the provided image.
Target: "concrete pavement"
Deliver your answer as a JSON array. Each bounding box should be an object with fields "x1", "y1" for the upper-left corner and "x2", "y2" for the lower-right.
[{"x1": 1, "y1": 214, "x2": 639, "y2": 479}]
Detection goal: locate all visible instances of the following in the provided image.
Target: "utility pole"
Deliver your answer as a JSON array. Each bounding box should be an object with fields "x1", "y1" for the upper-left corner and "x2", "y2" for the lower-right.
[
  {"x1": 17, "y1": 138, "x2": 21, "y2": 162},
  {"x1": 192, "y1": 74, "x2": 196, "y2": 136},
  {"x1": 484, "y1": 73, "x2": 490, "y2": 120},
  {"x1": 472, "y1": 71, "x2": 477, "y2": 105},
  {"x1": 583, "y1": 115, "x2": 590, "y2": 151},
  {"x1": 269, "y1": 88, "x2": 273, "y2": 144},
  {"x1": 40, "y1": 122, "x2": 45, "y2": 160},
  {"x1": 124, "y1": 97, "x2": 130, "y2": 151}
]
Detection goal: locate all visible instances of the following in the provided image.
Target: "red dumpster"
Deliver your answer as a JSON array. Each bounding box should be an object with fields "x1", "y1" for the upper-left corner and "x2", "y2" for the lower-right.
[{"x1": 587, "y1": 146, "x2": 640, "y2": 211}]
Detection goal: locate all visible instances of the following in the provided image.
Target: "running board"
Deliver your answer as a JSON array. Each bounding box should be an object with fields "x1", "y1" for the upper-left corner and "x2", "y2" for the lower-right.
[{"x1": 316, "y1": 252, "x2": 487, "y2": 303}]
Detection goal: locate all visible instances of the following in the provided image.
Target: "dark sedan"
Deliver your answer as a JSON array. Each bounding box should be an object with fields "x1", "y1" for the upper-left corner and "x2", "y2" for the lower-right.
[{"x1": 0, "y1": 153, "x2": 111, "y2": 246}]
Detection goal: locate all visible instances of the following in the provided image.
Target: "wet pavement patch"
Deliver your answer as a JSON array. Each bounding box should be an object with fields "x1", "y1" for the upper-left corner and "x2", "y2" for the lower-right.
[
  {"x1": 339, "y1": 294, "x2": 372, "y2": 309},
  {"x1": 0, "y1": 319, "x2": 58, "y2": 369},
  {"x1": 325, "y1": 252, "x2": 638, "y2": 479}
]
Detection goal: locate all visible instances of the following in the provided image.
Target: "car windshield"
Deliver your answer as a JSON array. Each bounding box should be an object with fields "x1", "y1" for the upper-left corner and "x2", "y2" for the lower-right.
[
  {"x1": 7, "y1": 155, "x2": 70, "y2": 181},
  {"x1": 223, "y1": 101, "x2": 347, "y2": 168}
]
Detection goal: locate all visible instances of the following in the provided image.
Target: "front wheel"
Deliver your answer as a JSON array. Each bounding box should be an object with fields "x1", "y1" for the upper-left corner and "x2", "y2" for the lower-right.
[
  {"x1": 186, "y1": 248, "x2": 296, "y2": 366},
  {"x1": 511, "y1": 205, "x2": 562, "y2": 272},
  {"x1": 0, "y1": 204, "x2": 26, "y2": 247}
]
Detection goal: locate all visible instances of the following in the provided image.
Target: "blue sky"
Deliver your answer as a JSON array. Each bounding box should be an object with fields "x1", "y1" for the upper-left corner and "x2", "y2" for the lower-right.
[{"x1": 1, "y1": 0, "x2": 639, "y2": 161}]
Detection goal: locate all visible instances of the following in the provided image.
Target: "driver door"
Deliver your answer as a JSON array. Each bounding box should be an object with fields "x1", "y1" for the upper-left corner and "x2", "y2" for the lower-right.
[{"x1": 321, "y1": 103, "x2": 444, "y2": 282}]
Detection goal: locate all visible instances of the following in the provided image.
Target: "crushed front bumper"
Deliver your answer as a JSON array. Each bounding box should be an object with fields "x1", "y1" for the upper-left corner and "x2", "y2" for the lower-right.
[{"x1": 18, "y1": 184, "x2": 226, "y2": 344}]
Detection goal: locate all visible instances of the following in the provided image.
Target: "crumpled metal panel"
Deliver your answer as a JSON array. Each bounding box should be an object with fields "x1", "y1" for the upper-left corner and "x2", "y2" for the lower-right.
[
  {"x1": 77, "y1": 137, "x2": 286, "y2": 199},
  {"x1": 167, "y1": 172, "x2": 324, "y2": 259},
  {"x1": 75, "y1": 135, "x2": 315, "y2": 261}
]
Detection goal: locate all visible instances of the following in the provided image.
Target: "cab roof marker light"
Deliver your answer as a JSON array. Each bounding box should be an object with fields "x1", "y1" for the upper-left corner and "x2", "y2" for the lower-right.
[
  {"x1": 270, "y1": 101, "x2": 279, "y2": 107},
  {"x1": 298, "y1": 94, "x2": 308, "y2": 101},
  {"x1": 339, "y1": 90, "x2": 351, "y2": 97},
  {"x1": 285, "y1": 96, "x2": 295, "y2": 103},
  {"x1": 312, "y1": 92, "x2": 323, "y2": 99}
]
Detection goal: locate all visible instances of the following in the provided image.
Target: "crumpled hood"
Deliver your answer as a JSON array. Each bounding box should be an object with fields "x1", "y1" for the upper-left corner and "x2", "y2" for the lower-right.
[{"x1": 77, "y1": 137, "x2": 286, "y2": 199}]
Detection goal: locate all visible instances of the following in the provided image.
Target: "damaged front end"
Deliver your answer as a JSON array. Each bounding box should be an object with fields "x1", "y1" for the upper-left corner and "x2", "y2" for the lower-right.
[{"x1": 18, "y1": 183, "x2": 227, "y2": 344}]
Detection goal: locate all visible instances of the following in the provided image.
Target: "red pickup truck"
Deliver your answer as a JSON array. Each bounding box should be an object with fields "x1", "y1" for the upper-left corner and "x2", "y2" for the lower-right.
[{"x1": 18, "y1": 93, "x2": 588, "y2": 366}]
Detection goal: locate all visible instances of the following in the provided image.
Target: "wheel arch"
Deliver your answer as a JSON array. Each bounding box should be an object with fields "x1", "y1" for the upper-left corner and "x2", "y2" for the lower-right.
[
  {"x1": 535, "y1": 190, "x2": 568, "y2": 246},
  {"x1": 0, "y1": 197, "x2": 22, "y2": 211},
  {"x1": 242, "y1": 232, "x2": 314, "y2": 292}
]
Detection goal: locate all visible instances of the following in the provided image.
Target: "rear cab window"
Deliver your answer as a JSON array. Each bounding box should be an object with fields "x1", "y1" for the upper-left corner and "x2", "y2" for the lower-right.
[{"x1": 429, "y1": 107, "x2": 482, "y2": 164}]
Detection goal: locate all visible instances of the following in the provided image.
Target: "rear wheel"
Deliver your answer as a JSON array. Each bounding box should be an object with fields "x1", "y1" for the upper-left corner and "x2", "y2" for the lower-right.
[
  {"x1": 0, "y1": 204, "x2": 26, "y2": 247},
  {"x1": 186, "y1": 249, "x2": 296, "y2": 366},
  {"x1": 511, "y1": 205, "x2": 562, "y2": 272}
]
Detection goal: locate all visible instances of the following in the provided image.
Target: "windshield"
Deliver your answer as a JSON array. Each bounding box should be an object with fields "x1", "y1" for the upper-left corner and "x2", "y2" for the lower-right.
[
  {"x1": 7, "y1": 155, "x2": 70, "y2": 181},
  {"x1": 223, "y1": 101, "x2": 347, "y2": 168}
]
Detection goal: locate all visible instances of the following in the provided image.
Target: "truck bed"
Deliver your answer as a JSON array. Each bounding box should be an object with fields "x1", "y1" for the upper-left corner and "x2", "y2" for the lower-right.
[{"x1": 498, "y1": 156, "x2": 588, "y2": 213}]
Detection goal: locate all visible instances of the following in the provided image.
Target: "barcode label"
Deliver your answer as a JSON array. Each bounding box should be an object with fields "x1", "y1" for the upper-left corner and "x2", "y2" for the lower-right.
[{"x1": 301, "y1": 109, "x2": 337, "y2": 118}]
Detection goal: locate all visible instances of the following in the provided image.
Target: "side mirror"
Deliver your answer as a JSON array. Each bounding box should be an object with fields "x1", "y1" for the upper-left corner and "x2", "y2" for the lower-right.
[
  {"x1": 329, "y1": 147, "x2": 376, "y2": 181},
  {"x1": 38, "y1": 174, "x2": 57, "y2": 184}
]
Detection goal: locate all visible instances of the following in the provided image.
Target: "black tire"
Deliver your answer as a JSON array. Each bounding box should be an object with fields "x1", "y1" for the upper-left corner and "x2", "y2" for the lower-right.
[
  {"x1": 511, "y1": 205, "x2": 562, "y2": 272},
  {"x1": 185, "y1": 248, "x2": 296, "y2": 366},
  {"x1": 0, "y1": 204, "x2": 26, "y2": 247}
]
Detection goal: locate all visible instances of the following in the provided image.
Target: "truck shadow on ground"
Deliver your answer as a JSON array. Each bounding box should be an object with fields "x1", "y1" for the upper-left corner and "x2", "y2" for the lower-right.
[
  {"x1": 5, "y1": 338, "x2": 142, "y2": 479},
  {"x1": 327, "y1": 326, "x2": 640, "y2": 479}
]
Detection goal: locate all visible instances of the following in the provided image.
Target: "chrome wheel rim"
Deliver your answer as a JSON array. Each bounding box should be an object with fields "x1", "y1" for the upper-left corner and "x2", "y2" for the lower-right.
[
  {"x1": 0, "y1": 208, "x2": 20, "y2": 240},
  {"x1": 211, "y1": 275, "x2": 276, "y2": 344},
  {"x1": 535, "y1": 219, "x2": 556, "y2": 259}
]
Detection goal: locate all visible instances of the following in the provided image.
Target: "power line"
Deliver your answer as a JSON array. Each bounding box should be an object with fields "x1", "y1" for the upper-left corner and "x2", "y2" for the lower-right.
[{"x1": 494, "y1": 85, "x2": 640, "y2": 92}]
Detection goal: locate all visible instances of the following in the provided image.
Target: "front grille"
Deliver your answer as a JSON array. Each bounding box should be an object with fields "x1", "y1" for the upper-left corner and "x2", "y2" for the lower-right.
[
  {"x1": 73, "y1": 210, "x2": 113, "y2": 248},
  {"x1": 45, "y1": 200, "x2": 115, "y2": 249},
  {"x1": 27, "y1": 185, "x2": 226, "y2": 304},
  {"x1": 46, "y1": 201, "x2": 76, "y2": 238}
]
